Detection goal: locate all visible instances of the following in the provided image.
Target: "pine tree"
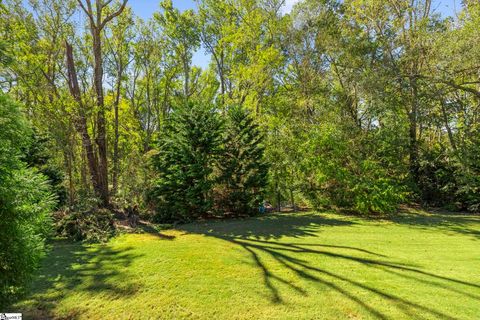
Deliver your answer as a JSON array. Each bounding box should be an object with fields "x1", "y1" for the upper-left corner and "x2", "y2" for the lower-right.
[
  {"x1": 150, "y1": 102, "x2": 223, "y2": 222},
  {"x1": 217, "y1": 106, "x2": 269, "y2": 216}
]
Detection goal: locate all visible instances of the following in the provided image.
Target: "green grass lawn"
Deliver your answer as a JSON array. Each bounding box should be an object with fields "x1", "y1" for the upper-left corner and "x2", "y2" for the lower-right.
[{"x1": 9, "y1": 209, "x2": 480, "y2": 319}]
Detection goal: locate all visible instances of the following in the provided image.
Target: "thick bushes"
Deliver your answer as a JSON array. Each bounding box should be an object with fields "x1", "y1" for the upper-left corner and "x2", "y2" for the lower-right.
[
  {"x1": 56, "y1": 209, "x2": 115, "y2": 242},
  {"x1": 294, "y1": 123, "x2": 408, "y2": 215},
  {"x1": 0, "y1": 94, "x2": 56, "y2": 306},
  {"x1": 418, "y1": 145, "x2": 480, "y2": 212}
]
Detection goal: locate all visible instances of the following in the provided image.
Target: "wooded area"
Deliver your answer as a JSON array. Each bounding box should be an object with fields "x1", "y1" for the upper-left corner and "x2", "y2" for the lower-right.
[{"x1": 1, "y1": 0, "x2": 479, "y2": 315}]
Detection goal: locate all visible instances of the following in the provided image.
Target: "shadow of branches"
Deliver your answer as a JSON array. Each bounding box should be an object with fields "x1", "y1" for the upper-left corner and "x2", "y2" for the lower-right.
[
  {"x1": 179, "y1": 211, "x2": 480, "y2": 320},
  {"x1": 13, "y1": 240, "x2": 143, "y2": 319},
  {"x1": 182, "y1": 212, "x2": 355, "y2": 240},
  {"x1": 389, "y1": 209, "x2": 480, "y2": 240}
]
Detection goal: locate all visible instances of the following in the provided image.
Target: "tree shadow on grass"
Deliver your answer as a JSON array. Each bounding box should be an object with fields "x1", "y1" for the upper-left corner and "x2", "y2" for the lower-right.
[
  {"x1": 387, "y1": 209, "x2": 480, "y2": 241},
  {"x1": 179, "y1": 211, "x2": 480, "y2": 320},
  {"x1": 10, "y1": 240, "x2": 143, "y2": 319},
  {"x1": 137, "y1": 221, "x2": 176, "y2": 240},
  {"x1": 182, "y1": 211, "x2": 355, "y2": 240}
]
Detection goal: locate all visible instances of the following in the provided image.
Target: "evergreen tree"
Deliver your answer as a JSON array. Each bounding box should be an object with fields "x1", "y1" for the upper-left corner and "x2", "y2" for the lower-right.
[
  {"x1": 150, "y1": 102, "x2": 223, "y2": 222},
  {"x1": 217, "y1": 106, "x2": 269, "y2": 216}
]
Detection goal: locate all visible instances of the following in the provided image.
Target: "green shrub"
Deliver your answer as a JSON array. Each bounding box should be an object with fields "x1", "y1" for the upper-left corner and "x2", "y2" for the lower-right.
[
  {"x1": 22, "y1": 130, "x2": 67, "y2": 207},
  {"x1": 56, "y1": 209, "x2": 115, "y2": 243},
  {"x1": 0, "y1": 94, "x2": 56, "y2": 307},
  {"x1": 351, "y1": 163, "x2": 408, "y2": 215},
  {"x1": 455, "y1": 172, "x2": 480, "y2": 212},
  {"x1": 297, "y1": 124, "x2": 408, "y2": 214},
  {"x1": 418, "y1": 146, "x2": 480, "y2": 212}
]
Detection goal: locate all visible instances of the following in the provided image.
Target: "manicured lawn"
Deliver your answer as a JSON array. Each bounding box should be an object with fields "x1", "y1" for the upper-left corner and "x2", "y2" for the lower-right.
[{"x1": 9, "y1": 209, "x2": 480, "y2": 319}]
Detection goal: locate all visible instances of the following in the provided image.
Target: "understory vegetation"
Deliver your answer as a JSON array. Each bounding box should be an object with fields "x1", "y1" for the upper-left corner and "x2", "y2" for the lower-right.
[{"x1": 0, "y1": 0, "x2": 479, "y2": 312}]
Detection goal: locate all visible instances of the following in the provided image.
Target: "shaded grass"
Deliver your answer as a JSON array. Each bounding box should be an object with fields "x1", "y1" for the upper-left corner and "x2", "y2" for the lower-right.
[{"x1": 8, "y1": 210, "x2": 480, "y2": 319}]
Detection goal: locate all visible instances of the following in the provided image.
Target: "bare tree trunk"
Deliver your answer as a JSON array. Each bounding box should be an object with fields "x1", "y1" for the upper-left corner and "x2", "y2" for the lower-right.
[
  {"x1": 63, "y1": 149, "x2": 74, "y2": 207},
  {"x1": 275, "y1": 179, "x2": 281, "y2": 212},
  {"x1": 75, "y1": 0, "x2": 128, "y2": 206},
  {"x1": 183, "y1": 52, "x2": 190, "y2": 101},
  {"x1": 91, "y1": 28, "x2": 109, "y2": 206},
  {"x1": 81, "y1": 147, "x2": 88, "y2": 191},
  {"x1": 65, "y1": 41, "x2": 101, "y2": 198},
  {"x1": 68, "y1": 145, "x2": 75, "y2": 206},
  {"x1": 409, "y1": 76, "x2": 419, "y2": 184},
  {"x1": 290, "y1": 188, "x2": 296, "y2": 212},
  {"x1": 112, "y1": 64, "x2": 123, "y2": 196},
  {"x1": 440, "y1": 99, "x2": 457, "y2": 151}
]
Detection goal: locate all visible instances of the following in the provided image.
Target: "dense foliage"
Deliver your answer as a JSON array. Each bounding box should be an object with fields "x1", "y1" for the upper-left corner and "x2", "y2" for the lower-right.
[
  {"x1": 0, "y1": 0, "x2": 478, "y2": 221},
  {"x1": 150, "y1": 103, "x2": 223, "y2": 222},
  {"x1": 23, "y1": 131, "x2": 67, "y2": 207},
  {"x1": 56, "y1": 209, "x2": 115, "y2": 242},
  {"x1": 150, "y1": 104, "x2": 269, "y2": 221},
  {"x1": 0, "y1": 94, "x2": 56, "y2": 306},
  {"x1": 216, "y1": 106, "x2": 269, "y2": 215}
]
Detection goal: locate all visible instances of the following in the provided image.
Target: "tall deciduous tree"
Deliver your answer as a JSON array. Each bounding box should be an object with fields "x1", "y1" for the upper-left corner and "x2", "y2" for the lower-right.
[
  {"x1": 104, "y1": 6, "x2": 134, "y2": 195},
  {"x1": 155, "y1": 0, "x2": 200, "y2": 101},
  {"x1": 66, "y1": 0, "x2": 128, "y2": 206}
]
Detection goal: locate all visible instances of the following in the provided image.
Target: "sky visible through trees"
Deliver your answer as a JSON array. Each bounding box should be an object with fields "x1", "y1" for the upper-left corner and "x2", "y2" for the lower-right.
[
  {"x1": 51, "y1": 0, "x2": 458, "y2": 69},
  {"x1": 19, "y1": 0, "x2": 458, "y2": 69}
]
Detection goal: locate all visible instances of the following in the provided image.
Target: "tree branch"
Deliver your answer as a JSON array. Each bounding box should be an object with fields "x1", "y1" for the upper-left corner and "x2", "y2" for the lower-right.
[
  {"x1": 102, "y1": 0, "x2": 115, "y2": 8},
  {"x1": 77, "y1": 0, "x2": 96, "y2": 27},
  {"x1": 100, "y1": 0, "x2": 128, "y2": 30}
]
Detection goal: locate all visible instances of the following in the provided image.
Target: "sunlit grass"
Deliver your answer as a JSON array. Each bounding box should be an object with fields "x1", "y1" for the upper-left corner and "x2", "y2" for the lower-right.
[{"x1": 10, "y1": 210, "x2": 480, "y2": 319}]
